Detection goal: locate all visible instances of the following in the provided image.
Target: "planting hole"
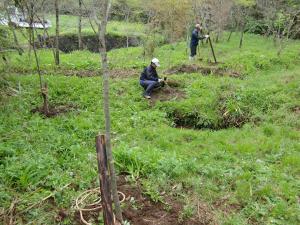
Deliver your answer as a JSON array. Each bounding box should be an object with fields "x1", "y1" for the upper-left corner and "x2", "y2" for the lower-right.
[
  {"x1": 31, "y1": 103, "x2": 78, "y2": 118},
  {"x1": 167, "y1": 108, "x2": 250, "y2": 130},
  {"x1": 150, "y1": 84, "x2": 185, "y2": 104}
]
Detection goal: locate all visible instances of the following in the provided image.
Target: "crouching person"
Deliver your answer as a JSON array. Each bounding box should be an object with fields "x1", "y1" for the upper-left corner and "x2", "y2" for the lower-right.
[{"x1": 140, "y1": 58, "x2": 165, "y2": 99}]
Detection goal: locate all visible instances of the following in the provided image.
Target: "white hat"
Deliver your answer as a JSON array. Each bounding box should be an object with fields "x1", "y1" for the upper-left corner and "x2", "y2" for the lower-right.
[
  {"x1": 195, "y1": 24, "x2": 202, "y2": 30},
  {"x1": 151, "y1": 58, "x2": 160, "y2": 67}
]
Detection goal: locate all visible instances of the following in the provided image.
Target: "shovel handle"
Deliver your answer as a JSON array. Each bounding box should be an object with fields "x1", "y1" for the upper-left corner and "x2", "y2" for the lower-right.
[{"x1": 208, "y1": 37, "x2": 217, "y2": 63}]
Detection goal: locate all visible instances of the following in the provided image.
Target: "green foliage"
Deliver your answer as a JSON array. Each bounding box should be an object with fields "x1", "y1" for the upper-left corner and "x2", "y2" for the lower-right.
[{"x1": 0, "y1": 26, "x2": 14, "y2": 49}]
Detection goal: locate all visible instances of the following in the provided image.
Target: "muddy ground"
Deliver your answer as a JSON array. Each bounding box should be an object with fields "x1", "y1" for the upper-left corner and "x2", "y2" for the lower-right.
[
  {"x1": 31, "y1": 103, "x2": 78, "y2": 118},
  {"x1": 149, "y1": 84, "x2": 185, "y2": 104},
  {"x1": 72, "y1": 176, "x2": 216, "y2": 225}
]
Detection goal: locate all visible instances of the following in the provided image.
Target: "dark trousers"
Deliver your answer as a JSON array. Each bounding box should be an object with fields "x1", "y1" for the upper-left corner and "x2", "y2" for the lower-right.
[
  {"x1": 190, "y1": 45, "x2": 197, "y2": 57},
  {"x1": 140, "y1": 80, "x2": 161, "y2": 96}
]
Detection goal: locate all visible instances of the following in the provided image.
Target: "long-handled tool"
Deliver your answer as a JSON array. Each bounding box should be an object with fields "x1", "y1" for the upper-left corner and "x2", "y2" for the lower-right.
[{"x1": 208, "y1": 36, "x2": 217, "y2": 63}]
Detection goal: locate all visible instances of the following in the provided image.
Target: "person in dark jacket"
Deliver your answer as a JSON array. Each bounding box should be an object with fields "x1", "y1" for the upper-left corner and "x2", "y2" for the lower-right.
[
  {"x1": 140, "y1": 58, "x2": 164, "y2": 99},
  {"x1": 190, "y1": 24, "x2": 209, "y2": 60}
]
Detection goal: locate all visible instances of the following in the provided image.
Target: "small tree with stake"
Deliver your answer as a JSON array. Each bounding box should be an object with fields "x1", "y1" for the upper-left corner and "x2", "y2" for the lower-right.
[
  {"x1": 17, "y1": 0, "x2": 49, "y2": 115},
  {"x1": 93, "y1": 0, "x2": 123, "y2": 224}
]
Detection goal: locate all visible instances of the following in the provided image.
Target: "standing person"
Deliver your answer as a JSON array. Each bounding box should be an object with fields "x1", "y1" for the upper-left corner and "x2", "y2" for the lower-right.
[
  {"x1": 140, "y1": 58, "x2": 165, "y2": 99},
  {"x1": 190, "y1": 24, "x2": 209, "y2": 60}
]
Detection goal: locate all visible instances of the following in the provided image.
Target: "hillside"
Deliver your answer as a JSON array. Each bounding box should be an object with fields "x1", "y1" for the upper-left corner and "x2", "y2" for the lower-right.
[{"x1": 1, "y1": 32, "x2": 300, "y2": 224}]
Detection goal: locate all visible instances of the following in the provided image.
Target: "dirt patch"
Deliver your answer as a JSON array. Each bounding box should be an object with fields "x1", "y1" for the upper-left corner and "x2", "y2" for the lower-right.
[
  {"x1": 150, "y1": 85, "x2": 185, "y2": 104},
  {"x1": 165, "y1": 64, "x2": 242, "y2": 79},
  {"x1": 121, "y1": 177, "x2": 215, "y2": 225},
  {"x1": 31, "y1": 103, "x2": 78, "y2": 118},
  {"x1": 121, "y1": 178, "x2": 216, "y2": 225},
  {"x1": 109, "y1": 68, "x2": 140, "y2": 79},
  {"x1": 292, "y1": 106, "x2": 300, "y2": 114},
  {"x1": 72, "y1": 176, "x2": 216, "y2": 225},
  {"x1": 9, "y1": 66, "x2": 141, "y2": 79},
  {"x1": 212, "y1": 195, "x2": 242, "y2": 215},
  {"x1": 52, "y1": 68, "x2": 140, "y2": 79}
]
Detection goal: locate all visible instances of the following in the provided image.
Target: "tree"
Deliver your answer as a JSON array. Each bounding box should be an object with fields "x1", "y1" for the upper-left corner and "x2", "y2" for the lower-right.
[
  {"x1": 213, "y1": 0, "x2": 233, "y2": 42},
  {"x1": 78, "y1": 0, "x2": 83, "y2": 50},
  {"x1": 93, "y1": 0, "x2": 123, "y2": 223},
  {"x1": 253, "y1": 0, "x2": 300, "y2": 55},
  {"x1": 232, "y1": 0, "x2": 255, "y2": 48},
  {"x1": 144, "y1": 0, "x2": 193, "y2": 43},
  {"x1": 17, "y1": 0, "x2": 49, "y2": 114},
  {"x1": 55, "y1": 0, "x2": 60, "y2": 65},
  {"x1": 3, "y1": 0, "x2": 23, "y2": 55}
]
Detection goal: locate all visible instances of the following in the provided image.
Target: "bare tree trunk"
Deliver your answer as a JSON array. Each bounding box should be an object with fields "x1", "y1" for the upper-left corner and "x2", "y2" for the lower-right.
[
  {"x1": 239, "y1": 30, "x2": 244, "y2": 48},
  {"x1": 277, "y1": 13, "x2": 297, "y2": 56},
  {"x1": 95, "y1": 0, "x2": 123, "y2": 223},
  {"x1": 5, "y1": 7, "x2": 22, "y2": 55},
  {"x1": 28, "y1": 2, "x2": 48, "y2": 114},
  {"x1": 239, "y1": 24, "x2": 245, "y2": 48},
  {"x1": 55, "y1": 0, "x2": 60, "y2": 65},
  {"x1": 78, "y1": 0, "x2": 83, "y2": 50},
  {"x1": 227, "y1": 30, "x2": 233, "y2": 42},
  {"x1": 82, "y1": 1, "x2": 98, "y2": 34},
  {"x1": 215, "y1": 32, "x2": 219, "y2": 43},
  {"x1": 28, "y1": 28, "x2": 32, "y2": 58},
  {"x1": 35, "y1": 13, "x2": 57, "y2": 63},
  {"x1": 126, "y1": 11, "x2": 129, "y2": 48}
]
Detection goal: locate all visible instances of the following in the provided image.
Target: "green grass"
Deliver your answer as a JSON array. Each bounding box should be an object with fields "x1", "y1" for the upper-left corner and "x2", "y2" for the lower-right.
[
  {"x1": 46, "y1": 15, "x2": 145, "y2": 37},
  {"x1": 0, "y1": 33, "x2": 300, "y2": 224},
  {"x1": 2, "y1": 32, "x2": 300, "y2": 73}
]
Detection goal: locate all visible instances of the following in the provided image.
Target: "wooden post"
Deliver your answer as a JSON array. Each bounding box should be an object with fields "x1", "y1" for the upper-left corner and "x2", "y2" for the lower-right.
[
  {"x1": 96, "y1": 135, "x2": 115, "y2": 225},
  {"x1": 208, "y1": 37, "x2": 217, "y2": 64}
]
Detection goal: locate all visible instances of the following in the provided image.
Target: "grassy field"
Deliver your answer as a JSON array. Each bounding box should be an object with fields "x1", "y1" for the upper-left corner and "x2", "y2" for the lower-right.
[
  {"x1": 0, "y1": 33, "x2": 300, "y2": 224},
  {"x1": 47, "y1": 15, "x2": 145, "y2": 37},
  {"x1": 1, "y1": 14, "x2": 145, "y2": 47}
]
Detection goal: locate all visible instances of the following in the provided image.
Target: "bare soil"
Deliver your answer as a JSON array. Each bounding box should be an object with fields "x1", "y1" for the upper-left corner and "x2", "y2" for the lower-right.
[
  {"x1": 212, "y1": 195, "x2": 242, "y2": 215},
  {"x1": 31, "y1": 103, "x2": 78, "y2": 118},
  {"x1": 292, "y1": 106, "x2": 300, "y2": 114},
  {"x1": 150, "y1": 85, "x2": 185, "y2": 104},
  {"x1": 61, "y1": 68, "x2": 140, "y2": 79},
  {"x1": 73, "y1": 176, "x2": 216, "y2": 225},
  {"x1": 165, "y1": 64, "x2": 242, "y2": 79}
]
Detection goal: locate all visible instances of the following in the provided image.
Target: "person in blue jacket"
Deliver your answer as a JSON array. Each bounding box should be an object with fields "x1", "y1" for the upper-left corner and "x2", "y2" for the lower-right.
[
  {"x1": 190, "y1": 24, "x2": 209, "y2": 60},
  {"x1": 140, "y1": 58, "x2": 165, "y2": 99}
]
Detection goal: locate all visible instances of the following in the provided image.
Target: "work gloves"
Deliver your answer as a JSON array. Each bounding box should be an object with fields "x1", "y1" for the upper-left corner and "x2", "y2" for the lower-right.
[{"x1": 158, "y1": 77, "x2": 167, "y2": 83}]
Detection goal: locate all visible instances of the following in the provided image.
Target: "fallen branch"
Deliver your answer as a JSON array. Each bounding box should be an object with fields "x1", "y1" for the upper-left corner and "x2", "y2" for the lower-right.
[{"x1": 9, "y1": 199, "x2": 18, "y2": 225}]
